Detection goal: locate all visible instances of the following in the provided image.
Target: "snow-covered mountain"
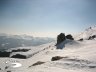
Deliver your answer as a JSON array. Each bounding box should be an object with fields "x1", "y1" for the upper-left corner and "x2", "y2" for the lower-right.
[
  {"x1": 0, "y1": 39, "x2": 96, "y2": 72},
  {"x1": 75, "y1": 25, "x2": 96, "y2": 40},
  {"x1": 0, "y1": 33, "x2": 55, "y2": 51},
  {"x1": 0, "y1": 26, "x2": 96, "y2": 72}
]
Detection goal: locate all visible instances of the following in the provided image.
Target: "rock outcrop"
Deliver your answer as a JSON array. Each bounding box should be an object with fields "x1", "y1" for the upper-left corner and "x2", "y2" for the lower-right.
[
  {"x1": 12, "y1": 49, "x2": 30, "y2": 52},
  {"x1": 78, "y1": 38, "x2": 83, "y2": 41},
  {"x1": 56, "y1": 33, "x2": 66, "y2": 45},
  {"x1": 51, "y1": 56, "x2": 64, "y2": 61},
  {"x1": 88, "y1": 35, "x2": 96, "y2": 40},
  {"x1": 11, "y1": 54, "x2": 27, "y2": 59},
  {"x1": 0, "y1": 51, "x2": 11, "y2": 57},
  {"x1": 66, "y1": 34, "x2": 74, "y2": 40}
]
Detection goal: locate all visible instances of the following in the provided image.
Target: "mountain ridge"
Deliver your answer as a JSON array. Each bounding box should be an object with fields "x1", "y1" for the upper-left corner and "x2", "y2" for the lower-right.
[{"x1": 74, "y1": 25, "x2": 96, "y2": 40}]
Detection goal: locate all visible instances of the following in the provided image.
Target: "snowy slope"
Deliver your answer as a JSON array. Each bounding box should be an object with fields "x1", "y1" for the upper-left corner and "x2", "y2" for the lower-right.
[
  {"x1": 1, "y1": 26, "x2": 96, "y2": 72},
  {"x1": 75, "y1": 25, "x2": 96, "y2": 40},
  {"x1": 0, "y1": 39, "x2": 96, "y2": 72}
]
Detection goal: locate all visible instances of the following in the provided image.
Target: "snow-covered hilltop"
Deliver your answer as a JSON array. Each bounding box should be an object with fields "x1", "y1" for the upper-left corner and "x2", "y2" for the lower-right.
[
  {"x1": 0, "y1": 26, "x2": 96, "y2": 72},
  {"x1": 75, "y1": 25, "x2": 96, "y2": 40}
]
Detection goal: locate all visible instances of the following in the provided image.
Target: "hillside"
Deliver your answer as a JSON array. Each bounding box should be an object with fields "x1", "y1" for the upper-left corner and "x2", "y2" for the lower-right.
[
  {"x1": 0, "y1": 26, "x2": 96, "y2": 72},
  {"x1": 75, "y1": 26, "x2": 96, "y2": 40},
  {"x1": 0, "y1": 39, "x2": 96, "y2": 72}
]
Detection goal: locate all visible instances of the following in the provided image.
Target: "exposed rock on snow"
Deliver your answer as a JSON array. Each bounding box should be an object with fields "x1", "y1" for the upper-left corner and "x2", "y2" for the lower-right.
[
  {"x1": 11, "y1": 49, "x2": 31, "y2": 52},
  {"x1": 0, "y1": 51, "x2": 11, "y2": 57},
  {"x1": 78, "y1": 38, "x2": 83, "y2": 41},
  {"x1": 56, "y1": 33, "x2": 75, "y2": 49},
  {"x1": 88, "y1": 35, "x2": 96, "y2": 40},
  {"x1": 56, "y1": 33, "x2": 66, "y2": 45},
  {"x1": 0, "y1": 48, "x2": 31, "y2": 58},
  {"x1": 51, "y1": 56, "x2": 64, "y2": 61},
  {"x1": 11, "y1": 54, "x2": 27, "y2": 59},
  {"x1": 66, "y1": 34, "x2": 74, "y2": 40},
  {"x1": 30, "y1": 61, "x2": 45, "y2": 67}
]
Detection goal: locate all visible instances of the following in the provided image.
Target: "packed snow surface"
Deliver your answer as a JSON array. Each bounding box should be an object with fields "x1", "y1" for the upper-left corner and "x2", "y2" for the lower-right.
[{"x1": 0, "y1": 39, "x2": 96, "y2": 72}]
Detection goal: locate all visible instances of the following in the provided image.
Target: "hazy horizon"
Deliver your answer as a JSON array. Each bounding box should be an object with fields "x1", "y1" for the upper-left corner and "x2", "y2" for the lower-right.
[{"x1": 0, "y1": 0, "x2": 96, "y2": 37}]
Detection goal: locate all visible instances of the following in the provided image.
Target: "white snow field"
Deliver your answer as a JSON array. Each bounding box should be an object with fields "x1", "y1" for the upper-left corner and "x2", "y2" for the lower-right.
[
  {"x1": 0, "y1": 39, "x2": 96, "y2": 72},
  {"x1": 0, "y1": 26, "x2": 96, "y2": 72}
]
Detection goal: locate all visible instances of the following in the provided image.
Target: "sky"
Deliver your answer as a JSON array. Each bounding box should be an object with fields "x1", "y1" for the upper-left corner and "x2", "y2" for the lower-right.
[{"x1": 0, "y1": 0, "x2": 96, "y2": 37}]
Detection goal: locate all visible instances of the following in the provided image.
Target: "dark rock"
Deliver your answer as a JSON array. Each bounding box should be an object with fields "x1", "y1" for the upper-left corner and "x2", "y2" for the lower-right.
[
  {"x1": 12, "y1": 49, "x2": 30, "y2": 52},
  {"x1": 92, "y1": 35, "x2": 96, "y2": 38},
  {"x1": 88, "y1": 36, "x2": 92, "y2": 40},
  {"x1": 78, "y1": 38, "x2": 83, "y2": 41},
  {"x1": 0, "y1": 51, "x2": 11, "y2": 57},
  {"x1": 31, "y1": 61, "x2": 45, "y2": 66},
  {"x1": 5, "y1": 66, "x2": 9, "y2": 69},
  {"x1": 88, "y1": 35, "x2": 96, "y2": 40},
  {"x1": 11, "y1": 54, "x2": 27, "y2": 59},
  {"x1": 7, "y1": 71, "x2": 11, "y2": 72},
  {"x1": 66, "y1": 34, "x2": 74, "y2": 40},
  {"x1": 51, "y1": 56, "x2": 64, "y2": 61},
  {"x1": 56, "y1": 33, "x2": 66, "y2": 45},
  {"x1": 89, "y1": 66, "x2": 96, "y2": 68}
]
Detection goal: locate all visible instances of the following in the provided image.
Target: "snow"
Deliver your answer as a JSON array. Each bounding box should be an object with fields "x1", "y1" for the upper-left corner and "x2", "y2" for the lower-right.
[
  {"x1": 1, "y1": 26, "x2": 96, "y2": 72},
  {"x1": 0, "y1": 39, "x2": 96, "y2": 72},
  {"x1": 74, "y1": 26, "x2": 96, "y2": 40}
]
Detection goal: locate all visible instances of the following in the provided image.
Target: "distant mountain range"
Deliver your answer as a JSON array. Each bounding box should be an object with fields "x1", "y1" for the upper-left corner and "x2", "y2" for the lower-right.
[{"x1": 0, "y1": 33, "x2": 55, "y2": 51}]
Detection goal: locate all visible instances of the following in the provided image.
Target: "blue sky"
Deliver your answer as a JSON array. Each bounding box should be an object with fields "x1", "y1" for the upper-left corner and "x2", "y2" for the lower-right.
[{"x1": 0, "y1": 0, "x2": 96, "y2": 37}]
